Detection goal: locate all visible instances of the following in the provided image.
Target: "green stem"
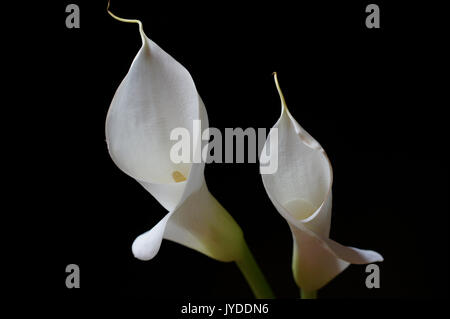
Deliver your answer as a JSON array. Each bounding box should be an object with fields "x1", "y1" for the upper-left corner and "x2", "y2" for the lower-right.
[
  {"x1": 235, "y1": 241, "x2": 274, "y2": 299},
  {"x1": 301, "y1": 289, "x2": 317, "y2": 299}
]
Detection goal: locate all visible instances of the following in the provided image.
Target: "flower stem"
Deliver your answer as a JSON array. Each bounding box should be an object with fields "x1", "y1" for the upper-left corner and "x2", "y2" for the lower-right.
[
  {"x1": 235, "y1": 241, "x2": 274, "y2": 299},
  {"x1": 300, "y1": 289, "x2": 317, "y2": 299}
]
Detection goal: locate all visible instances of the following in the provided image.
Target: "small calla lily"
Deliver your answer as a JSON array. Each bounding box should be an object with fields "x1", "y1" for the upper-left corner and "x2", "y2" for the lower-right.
[
  {"x1": 105, "y1": 12, "x2": 245, "y2": 263},
  {"x1": 261, "y1": 73, "x2": 383, "y2": 295}
]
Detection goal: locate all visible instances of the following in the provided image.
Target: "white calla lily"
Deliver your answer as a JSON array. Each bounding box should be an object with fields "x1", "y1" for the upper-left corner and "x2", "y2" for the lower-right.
[
  {"x1": 261, "y1": 73, "x2": 383, "y2": 295},
  {"x1": 105, "y1": 13, "x2": 244, "y2": 263},
  {"x1": 104, "y1": 4, "x2": 273, "y2": 298}
]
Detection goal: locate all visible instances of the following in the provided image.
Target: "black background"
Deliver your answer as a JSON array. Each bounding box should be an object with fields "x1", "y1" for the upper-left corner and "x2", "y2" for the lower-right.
[{"x1": 17, "y1": 0, "x2": 448, "y2": 312}]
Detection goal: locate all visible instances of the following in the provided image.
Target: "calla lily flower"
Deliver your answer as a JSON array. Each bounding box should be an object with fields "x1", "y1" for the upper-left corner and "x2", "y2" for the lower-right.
[
  {"x1": 260, "y1": 73, "x2": 383, "y2": 294},
  {"x1": 104, "y1": 7, "x2": 274, "y2": 301},
  {"x1": 105, "y1": 13, "x2": 245, "y2": 263}
]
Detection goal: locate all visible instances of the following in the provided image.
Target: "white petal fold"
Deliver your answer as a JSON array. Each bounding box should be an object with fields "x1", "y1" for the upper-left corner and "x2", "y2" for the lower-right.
[
  {"x1": 260, "y1": 74, "x2": 383, "y2": 291},
  {"x1": 106, "y1": 22, "x2": 243, "y2": 262}
]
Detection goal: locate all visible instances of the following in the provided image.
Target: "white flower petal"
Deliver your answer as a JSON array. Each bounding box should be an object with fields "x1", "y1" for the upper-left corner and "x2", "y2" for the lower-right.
[
  {"x1": 261, "y1": 74, "x2": 382, "y2": 291},
  {"x1": 106, "y1": 28, "x2": 201, "y2": 207},
  {"x1": 106, "y1": 21, "x2": 243, "y2": 262}
]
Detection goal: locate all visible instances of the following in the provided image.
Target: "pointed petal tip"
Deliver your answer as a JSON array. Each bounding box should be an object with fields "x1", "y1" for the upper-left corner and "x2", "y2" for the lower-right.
[
  {"x1": 361, "y1": 249, "x2": 384, "y2": 264},
  {"x1": 363, "y1": 249, "x2": 384, "y2": 263},
  {"x1": 372, "y1": 251, "x2": 384, "y2": 262}
]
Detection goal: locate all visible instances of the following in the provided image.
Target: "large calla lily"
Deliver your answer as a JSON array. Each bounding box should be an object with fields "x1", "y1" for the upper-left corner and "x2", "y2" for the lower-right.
[
  {"x1": 105, "y1": 13, "x2": 244, "y2": 263},
  {"x1": 260, "y1": 73, "x2": 383, "y2": 294},
  {"x1": 104, "y1": 5, "x2": 274, "y2": 299}
]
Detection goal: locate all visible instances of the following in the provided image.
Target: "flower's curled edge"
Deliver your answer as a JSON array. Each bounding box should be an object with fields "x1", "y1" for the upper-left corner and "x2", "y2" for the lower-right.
[
  {"x1": 260, "y1": 73, "x2": 383, "y2": 292},
  {"x1": 105, "y1": 18, "x2": 244, "y2": 262}
]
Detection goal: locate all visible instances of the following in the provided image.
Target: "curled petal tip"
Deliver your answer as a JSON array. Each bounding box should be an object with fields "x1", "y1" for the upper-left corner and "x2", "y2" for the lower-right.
[
  {"x1": 106, "y1": 0, "x2": 145, "y2": 44},
  {"x1": 131, "y1": 236, "x2": 158, "y2": 261},
  {"x1": 132, "y1": 244, "x2": 153, "y2": 261},
  {"x1": 131, "y1": 216, "x2": 170, "y2": 261},
  {"x1": 272, "y1": 72, "x2": 287, "y2": 111}
]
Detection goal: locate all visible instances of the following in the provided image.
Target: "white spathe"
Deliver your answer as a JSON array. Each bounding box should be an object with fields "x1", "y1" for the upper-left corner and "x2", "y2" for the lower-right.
[
  {"x1": 260, "y1": 74, "x2": 383, "y2": 292},
  {"x1": 106, "y1": 22, "x2": 243, "y2": 262}
]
